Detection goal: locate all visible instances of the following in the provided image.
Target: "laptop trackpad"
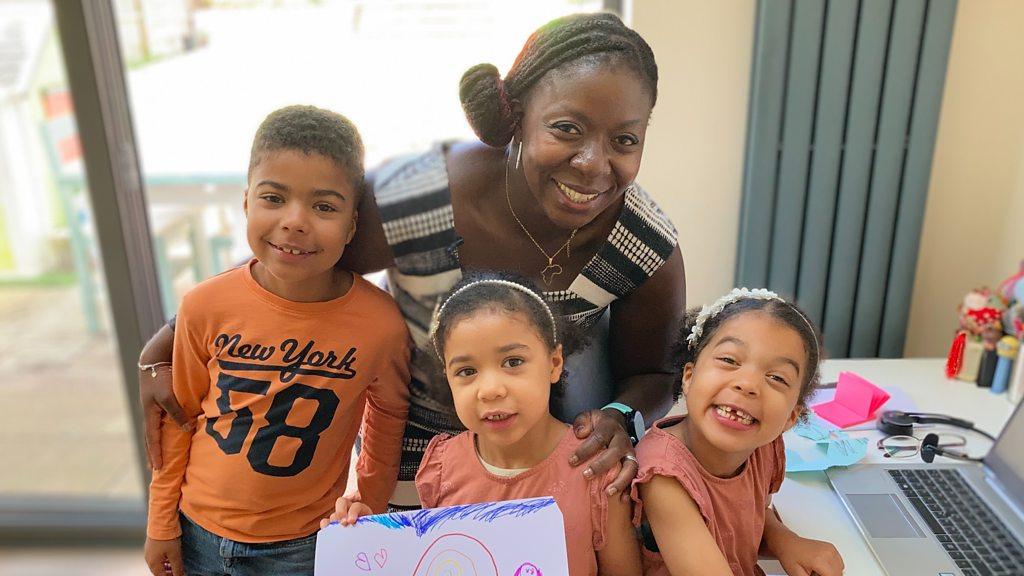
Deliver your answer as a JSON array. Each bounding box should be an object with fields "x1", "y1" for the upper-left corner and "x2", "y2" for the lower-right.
[{"x1": 847, "y1": 494, "x2": 925, "y2": 538}]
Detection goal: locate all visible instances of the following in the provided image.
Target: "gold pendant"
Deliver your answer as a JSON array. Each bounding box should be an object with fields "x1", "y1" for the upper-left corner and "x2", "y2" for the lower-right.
[{"x1": 541, "y1": 263, "x2": 563, "y2": 286}]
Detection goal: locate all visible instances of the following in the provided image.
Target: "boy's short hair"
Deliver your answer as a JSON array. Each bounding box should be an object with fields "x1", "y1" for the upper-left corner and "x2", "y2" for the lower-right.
[{"x1": 248, "y1": 105, "x2": 365, "y2": 198}]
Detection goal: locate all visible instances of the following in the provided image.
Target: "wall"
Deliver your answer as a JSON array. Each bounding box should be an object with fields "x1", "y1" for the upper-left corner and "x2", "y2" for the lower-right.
[
  {"x1": 904, "y1": 0, "x2": 1024, "y2": 357},
  {"x1": 634, "y1": 1, "x2": 1024, "y2": 357},
  {"x1": 631, "y1": 0, "x2": 756, "y2": 308}
]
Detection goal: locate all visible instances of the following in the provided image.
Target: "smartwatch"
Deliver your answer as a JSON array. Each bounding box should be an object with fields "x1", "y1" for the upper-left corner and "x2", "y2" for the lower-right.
[{"x1": 602, "y1": 402, "x2": 645, "y2": 446}]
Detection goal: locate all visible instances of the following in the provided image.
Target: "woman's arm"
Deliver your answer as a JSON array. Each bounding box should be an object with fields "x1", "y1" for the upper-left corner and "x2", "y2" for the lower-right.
[
  {"x1": 139, "y1": 324, "x2": 186, "y2": 470},
  {"x1": 338, "y1": 170, "x2": 397, "y2": 274},
  {"x1": 640, "y1": 475, "x2": 732, "y2": 575},
  {"x1": 596, "y1": 482, "x2": 643, "y2": 575},
  {"x1": 572, "y1": 245, "x2": 686, "y2": 494}
]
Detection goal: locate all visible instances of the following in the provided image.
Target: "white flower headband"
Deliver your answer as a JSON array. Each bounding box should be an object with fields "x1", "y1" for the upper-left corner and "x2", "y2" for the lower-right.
[
  {"x1": 686, "y1": 287, "x2": 819, "y2": 360},
  {"x1": 430, "y1": 279, "x2": 557, "y2": 359}
]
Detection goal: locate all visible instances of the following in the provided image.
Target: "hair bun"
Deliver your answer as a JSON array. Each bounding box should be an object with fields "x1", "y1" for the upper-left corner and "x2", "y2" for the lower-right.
[{"x1": 459, "y1": 63, "x2": 516, "y2": 148}]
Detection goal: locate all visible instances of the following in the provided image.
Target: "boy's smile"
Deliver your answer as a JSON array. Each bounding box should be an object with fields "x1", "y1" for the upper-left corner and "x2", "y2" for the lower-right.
[{"x1": 244, "y1": 150, "x2": 357, "y2": 302}]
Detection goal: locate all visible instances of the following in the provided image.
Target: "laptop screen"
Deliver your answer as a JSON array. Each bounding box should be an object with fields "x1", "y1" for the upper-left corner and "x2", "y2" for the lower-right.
[{"x1": 984, "y1": 399, "x2": 1024, "y2": 512}]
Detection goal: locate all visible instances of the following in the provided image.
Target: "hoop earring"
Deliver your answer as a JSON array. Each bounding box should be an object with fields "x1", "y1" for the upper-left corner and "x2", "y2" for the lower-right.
[{"x1": 515, "y1": 141, "x2": 523, "y2": 171}]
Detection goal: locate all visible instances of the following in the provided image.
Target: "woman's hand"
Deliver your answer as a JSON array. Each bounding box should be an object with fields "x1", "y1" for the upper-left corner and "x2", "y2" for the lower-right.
[
  {"x1": 320, "y1": 494, "x2": 373, "y2": 528},
  {"x1": 140, "y1": 364, "x2": 189, "y2": 470},
  {"x1": 143, "y1": 536, "x2": 184, "y2": 576},
  {"x1": 139, "y1": 324, "x2": 189, "y2": 470},
  {"x1": 570, "y1": 408, "x2": 637, "y2": 498}
]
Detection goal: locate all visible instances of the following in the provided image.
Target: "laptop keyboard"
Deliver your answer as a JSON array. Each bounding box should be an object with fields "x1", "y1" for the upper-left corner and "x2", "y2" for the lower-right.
[{"x1": 889, "y1": 469, "x2": 1024, "y2": 575}]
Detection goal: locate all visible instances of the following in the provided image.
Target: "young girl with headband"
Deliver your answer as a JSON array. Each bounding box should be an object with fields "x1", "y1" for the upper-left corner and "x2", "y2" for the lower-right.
[
  {"x1": 632, "y1": 289, "x2": 844, "y2": 576},
  {"x1": 325, "y1": 271, "x2": 641, "y2": 575}
]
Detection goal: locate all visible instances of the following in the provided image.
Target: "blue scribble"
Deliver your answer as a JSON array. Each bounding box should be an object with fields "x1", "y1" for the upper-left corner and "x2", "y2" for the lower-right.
[{"x1": 356, "y1": 497, "x2": 556, "y2": 537}]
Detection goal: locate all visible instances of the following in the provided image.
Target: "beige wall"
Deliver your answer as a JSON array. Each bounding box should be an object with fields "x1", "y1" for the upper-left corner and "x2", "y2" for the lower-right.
[
  {"x1": 634, "y1": 1, "x2": 1024, "y2": 357},
  {"x1": 631, "y1": 0, "x2": 756, "y2": 308},
  {"x1": 904, "y1": 0, "x2": 1024, "y2": 357}
]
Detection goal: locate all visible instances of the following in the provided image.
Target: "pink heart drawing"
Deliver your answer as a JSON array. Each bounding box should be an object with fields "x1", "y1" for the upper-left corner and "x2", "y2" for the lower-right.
[
  {"x1": 374, "y1": 548, "x2": 388, "y2": 568},
  {"x1": 354, "y1": 552, "x2": 372, "y2": 571}
]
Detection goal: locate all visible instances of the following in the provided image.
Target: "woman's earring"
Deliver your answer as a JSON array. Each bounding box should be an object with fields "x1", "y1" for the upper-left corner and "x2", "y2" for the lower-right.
[{"x1": 515, "y1": 141, "x2": 523, "y2": 171}]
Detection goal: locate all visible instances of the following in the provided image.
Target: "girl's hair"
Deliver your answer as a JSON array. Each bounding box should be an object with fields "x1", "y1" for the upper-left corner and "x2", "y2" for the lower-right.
[
  {"x1": 673, "y1": 297, "x2": 823, "y2": 413},
  {"x1": 459, "y1": 12, "x2": 659, "y2": 147},
  {"x1": 431, "y1": 271, "x2": 585, "y2": 411}
]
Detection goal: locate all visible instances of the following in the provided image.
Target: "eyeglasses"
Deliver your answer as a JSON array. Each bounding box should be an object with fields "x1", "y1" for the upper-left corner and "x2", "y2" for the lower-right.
[{"x1": 877, "y1": 434, "x2": 967, "y2": 459}]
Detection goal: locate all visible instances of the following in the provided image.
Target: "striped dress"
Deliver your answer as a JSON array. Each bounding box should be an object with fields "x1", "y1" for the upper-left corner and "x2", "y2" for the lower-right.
[{"x1": 374, "y1": 143, "x2": 678, "y2": 508}]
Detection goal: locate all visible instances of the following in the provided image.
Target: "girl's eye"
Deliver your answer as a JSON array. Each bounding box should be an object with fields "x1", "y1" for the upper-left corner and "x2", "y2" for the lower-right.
[
  {"x1": 716, "y1": 356, "x2": 738, "y2": 366},
  {"x1": 549, "y1": 122, "x2": 581, "y2": 135},
  {"x1": 768, "y1": 374, "x2": 791, "y2": 387},
  {"x1": 615, "y1": 134, "x2": 640, "y2": 146},
  {"x1": 259, "y1": 193, "x2": 284, "y2": 204},
  {"x1": 503, "y1": 357, "x2": 524, "y2": 368},
  {"x1": 314, "y1": 203, "x2": 338, "y2": 213},
  {"x1": 454, "y1": 367, "x2": 476, "y2": 378}
]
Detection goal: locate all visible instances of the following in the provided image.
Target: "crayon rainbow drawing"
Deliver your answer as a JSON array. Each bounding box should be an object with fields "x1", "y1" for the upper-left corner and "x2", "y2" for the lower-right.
[{"x1": 314, "y1": 497, "x2": 568, "y2": 576}]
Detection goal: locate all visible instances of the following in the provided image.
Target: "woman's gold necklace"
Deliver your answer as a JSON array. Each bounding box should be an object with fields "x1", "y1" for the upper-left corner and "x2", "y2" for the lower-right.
[{"x1": 505, "y1": 154, "x2": 578, "y2": 287}]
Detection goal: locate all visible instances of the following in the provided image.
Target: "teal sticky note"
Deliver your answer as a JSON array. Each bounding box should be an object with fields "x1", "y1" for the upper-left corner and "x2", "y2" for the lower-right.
[{"x1": 785, "y1": 413, "x2": 868, "y2": 472}]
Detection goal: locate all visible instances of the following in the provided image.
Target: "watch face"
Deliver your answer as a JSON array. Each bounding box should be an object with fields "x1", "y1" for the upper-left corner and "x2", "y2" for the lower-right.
[{"x1": 632, "y1": 411, "x2": 646, "y2": 443}]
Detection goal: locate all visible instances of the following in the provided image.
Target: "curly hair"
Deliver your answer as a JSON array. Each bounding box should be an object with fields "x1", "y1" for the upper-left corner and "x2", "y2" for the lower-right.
[
  {"x1": 248, "y1": 105, "x2": 364, "y2": 196},
  {"x1": 430, "y1": 271, "x2": 588, "y2": 413},
  {"x1": 459, "y1": 12, "x2": 658, "y2": 147},
  {"x1": 672, "y1": 297, "x2": 823, "y2": 416}
]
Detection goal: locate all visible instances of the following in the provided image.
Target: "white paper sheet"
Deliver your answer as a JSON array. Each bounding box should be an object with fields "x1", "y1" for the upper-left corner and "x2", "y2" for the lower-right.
[{"x1": 314, "y1": 497, "x2": 568, "y2": 576}]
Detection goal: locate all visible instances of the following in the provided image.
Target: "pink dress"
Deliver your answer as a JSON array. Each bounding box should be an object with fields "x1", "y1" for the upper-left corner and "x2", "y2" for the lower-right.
[
  {"x1": 415, "y1": 426, "x2": 612, "y2": 576},
  {"x1": 630, "y1": 416, "x2": 785, "y2": 576}
]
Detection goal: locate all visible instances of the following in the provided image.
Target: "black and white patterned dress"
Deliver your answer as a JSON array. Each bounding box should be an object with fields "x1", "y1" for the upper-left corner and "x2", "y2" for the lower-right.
[{"x1": 374, "y1": 143, "x2": 678, "y2": 508}]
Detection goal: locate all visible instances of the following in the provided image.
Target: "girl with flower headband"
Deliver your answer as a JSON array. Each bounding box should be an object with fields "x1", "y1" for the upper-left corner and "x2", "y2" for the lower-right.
[
  {"x1": 325, "y1": 271, "x2": 641, "y2": 576},
  {"x1": 631, "y1": 289, "x2": 844, "y2": 576}
]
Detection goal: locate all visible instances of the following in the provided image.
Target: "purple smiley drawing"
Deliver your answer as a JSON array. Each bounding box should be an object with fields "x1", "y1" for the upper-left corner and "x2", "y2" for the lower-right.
[{"x1": 513, "y1": 562, "x2": 541, "y2": 576}]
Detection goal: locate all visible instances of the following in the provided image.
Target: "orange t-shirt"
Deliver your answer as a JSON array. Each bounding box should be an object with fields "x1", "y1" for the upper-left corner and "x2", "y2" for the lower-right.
[
  {"x1": 147, "y1": 261, "x2": 410, "y2": 543},
  {"x1": 415, "y1": 427, "x2": 612, "y2": 576},
  {"x1": 630, "y1": 416, "x2": 786, "y2": 576}
]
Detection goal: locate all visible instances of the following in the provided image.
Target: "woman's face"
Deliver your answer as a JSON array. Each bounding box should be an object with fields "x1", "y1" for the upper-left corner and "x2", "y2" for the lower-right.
[{"x1": 516, "y1": 60, "x2": 654, "y2": 231}]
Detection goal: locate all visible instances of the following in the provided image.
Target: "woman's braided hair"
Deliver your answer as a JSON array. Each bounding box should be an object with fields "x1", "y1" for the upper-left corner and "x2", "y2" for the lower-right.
[{"x1": 459, "y1": 12, "x2": 658, "y2": 147}]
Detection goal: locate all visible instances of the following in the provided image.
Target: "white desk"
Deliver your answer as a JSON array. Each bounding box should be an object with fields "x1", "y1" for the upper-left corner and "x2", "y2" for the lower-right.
[{"x1": 762, "y1": 359, "x2": 1018, "y2": 575}]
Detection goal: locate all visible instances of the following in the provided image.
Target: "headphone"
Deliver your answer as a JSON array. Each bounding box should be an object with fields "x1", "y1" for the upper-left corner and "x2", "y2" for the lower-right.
[
  {"x1": 920, "y1": 433, "x2": 983, "y2": 463},
  {"x1": 877, "y1": 410, "x2": 994, "y2": 463},
  {"x1": 877, "y1": 410, "x2": 996, "y2": 440}
]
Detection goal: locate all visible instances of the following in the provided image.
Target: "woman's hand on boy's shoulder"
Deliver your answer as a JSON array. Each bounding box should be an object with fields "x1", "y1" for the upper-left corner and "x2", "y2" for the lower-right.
[
  {"x1": 143, "y1": 536, "x2": 184, "y2": 576},
  {"x1": 320, "y1": 494, "x2": 373, "y2": 529},
  {"x1": 773, "y1": 534, "x2": 844, "y2": 576}
]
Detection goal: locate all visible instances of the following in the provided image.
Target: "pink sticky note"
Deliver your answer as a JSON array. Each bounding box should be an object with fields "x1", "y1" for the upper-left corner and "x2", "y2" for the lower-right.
[{"x1": 812, "y1": 372, "x2": 890, "y2": 428}]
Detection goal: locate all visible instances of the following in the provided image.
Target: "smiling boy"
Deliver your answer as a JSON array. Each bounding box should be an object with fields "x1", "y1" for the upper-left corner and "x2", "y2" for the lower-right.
[{"x1": 144, "y1": 106, "x2": 410, "y2": 576}]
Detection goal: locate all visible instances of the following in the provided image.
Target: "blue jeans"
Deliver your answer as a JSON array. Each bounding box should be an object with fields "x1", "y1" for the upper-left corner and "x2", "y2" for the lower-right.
[{"x1": 180, "y1": 514, "x2": 317, "y2": 576}]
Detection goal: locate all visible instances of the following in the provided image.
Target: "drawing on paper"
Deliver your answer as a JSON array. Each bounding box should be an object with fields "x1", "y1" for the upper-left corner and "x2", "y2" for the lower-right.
[
  {"x1": 411, "y1": 533, "x2": 498, "y2": 576},
  {"x1": 314, "y1": 497, "x2": 568, "y2": 575}
]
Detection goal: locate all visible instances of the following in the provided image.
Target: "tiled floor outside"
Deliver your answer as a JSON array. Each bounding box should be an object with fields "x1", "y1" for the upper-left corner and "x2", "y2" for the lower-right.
[
  {"x1": 0, "y1": 547, "x2": 147, "y2": 576},
  {"x1": 0, "y1": 284, "x2": 143, "y2": 498}
]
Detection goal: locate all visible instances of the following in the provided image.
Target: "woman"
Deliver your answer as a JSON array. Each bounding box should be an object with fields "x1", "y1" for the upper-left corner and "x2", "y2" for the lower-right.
[{"x1": 139, "y1": 12, "x2": 685, "y2": 509}]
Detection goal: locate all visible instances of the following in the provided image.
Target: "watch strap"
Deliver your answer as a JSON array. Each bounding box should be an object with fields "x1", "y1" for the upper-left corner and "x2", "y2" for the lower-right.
[{"x1": 602, "y1": 402, "x2": 634, "y2": 416}]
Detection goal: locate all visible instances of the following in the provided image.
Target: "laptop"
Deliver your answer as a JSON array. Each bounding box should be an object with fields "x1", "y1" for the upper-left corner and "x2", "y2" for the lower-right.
[{"x1": 827, "y1": 400, "x2": 1024, "y2": 576}]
